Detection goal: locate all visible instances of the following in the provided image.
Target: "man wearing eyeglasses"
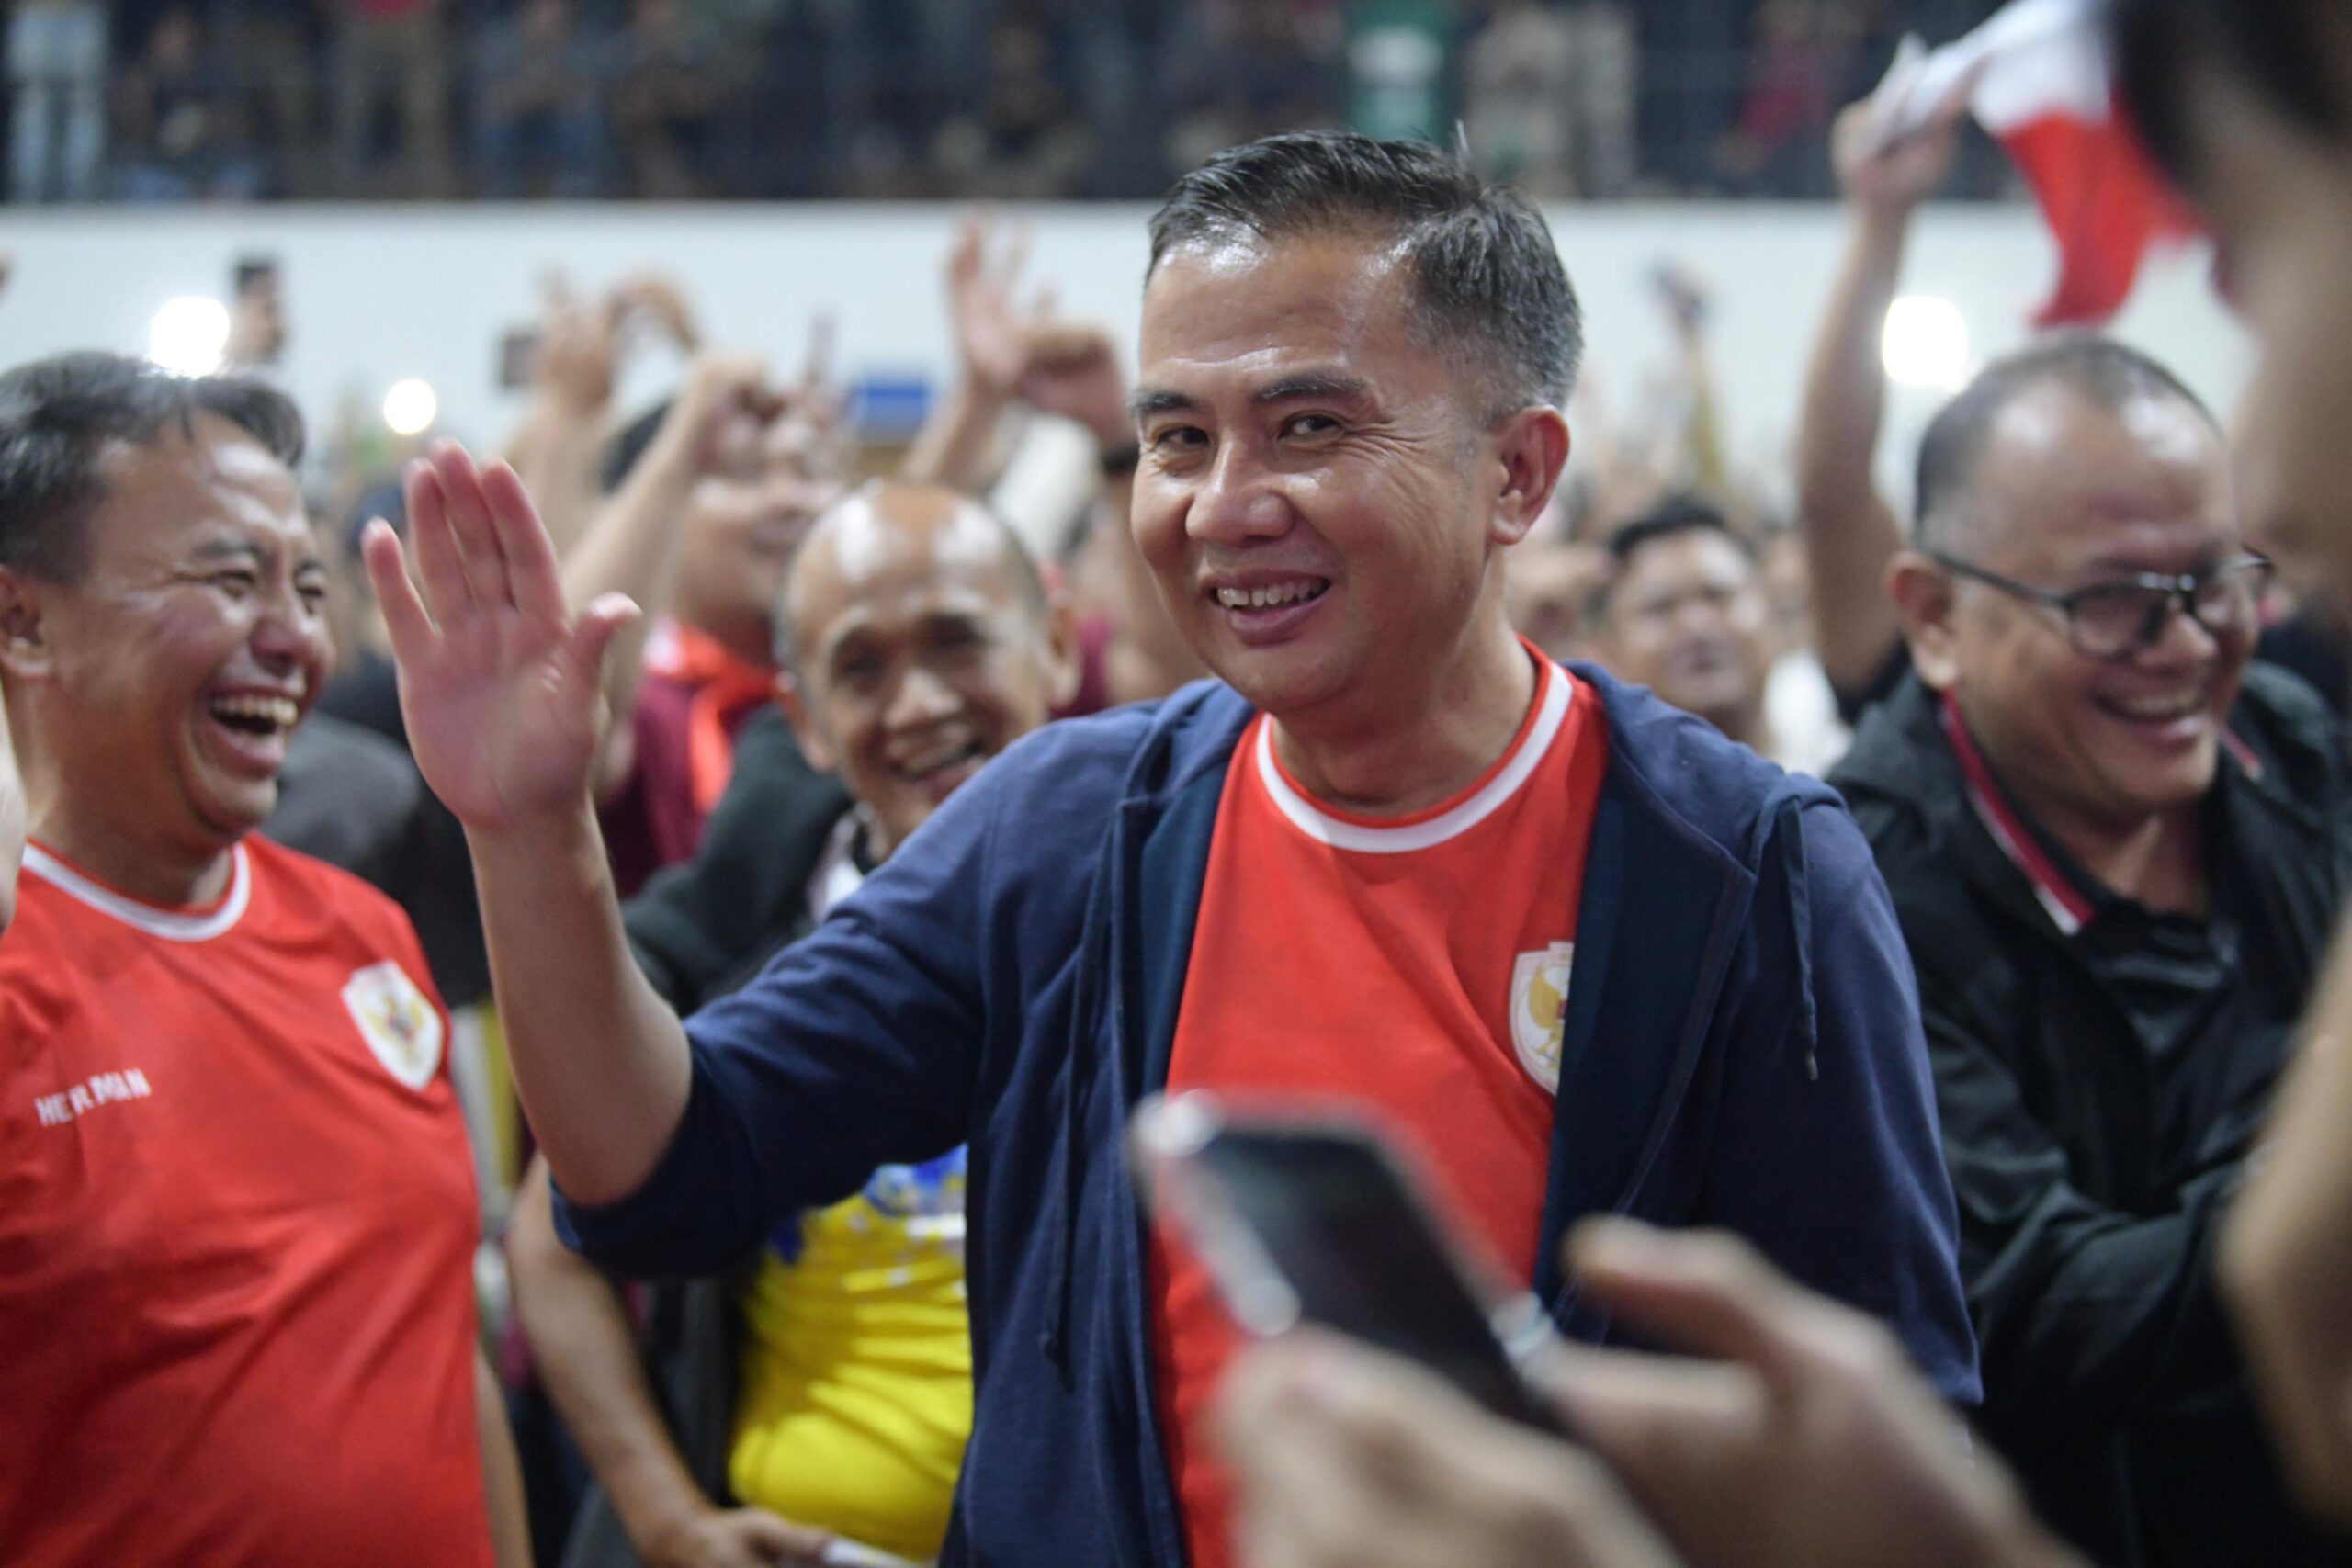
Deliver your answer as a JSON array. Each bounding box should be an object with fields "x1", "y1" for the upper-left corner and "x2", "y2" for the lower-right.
[{"x1": 1829, "y1": 336, "x2": 2352, "y2": 1568}]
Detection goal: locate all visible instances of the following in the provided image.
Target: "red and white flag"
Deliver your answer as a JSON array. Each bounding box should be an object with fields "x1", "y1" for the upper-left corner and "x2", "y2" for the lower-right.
[{"x1": 1865, "y1": 0, "x2": 2200, "y2": 326}]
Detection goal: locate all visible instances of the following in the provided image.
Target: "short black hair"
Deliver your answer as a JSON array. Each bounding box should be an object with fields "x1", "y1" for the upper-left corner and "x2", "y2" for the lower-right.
[
  {"x1": 2114, "y1": 0, "x2": 2350, "y2": 193},
  {"x1": 1604, "y1": 494, "x2": 1750, "y2": 567},
  {"x1": 1148, "y1": 130, "x2": 1582, "y2": 413},
  {"x1": 1592, "y1": 495, "x2": 1752, "y2": 618},
  {"x1": 1913, "y1": 334, "x2": 2214, "y2": 552},
  {"x1": 0, "y1": 351, "x2": 304, "y2": 583}
]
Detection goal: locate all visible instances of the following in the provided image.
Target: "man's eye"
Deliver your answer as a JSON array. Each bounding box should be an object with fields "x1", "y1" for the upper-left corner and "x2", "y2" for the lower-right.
[
  {"x1": 1149, "y1": 425, "x2": 1207, "y2": 453},
  {"x1": 1282, "y1": 413, "x2": 1340, "y2": 438},
  {"x1": 212, "y1": 570, "x2": 258, "y2": 593},
  {"x1": 927, "y1": 626, "x2": 985, "y2": 657}
]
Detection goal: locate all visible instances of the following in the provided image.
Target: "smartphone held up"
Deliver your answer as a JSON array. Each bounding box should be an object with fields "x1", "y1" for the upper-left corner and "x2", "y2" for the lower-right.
[{"x1": 1128, "y1": 1091, "x2": 1574, "y2": 1440}]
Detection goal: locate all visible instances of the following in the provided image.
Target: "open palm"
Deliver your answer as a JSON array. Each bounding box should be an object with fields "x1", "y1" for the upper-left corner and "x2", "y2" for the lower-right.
[{"x1": 362, "y1": 443, "x2": 635, "y2": 833}]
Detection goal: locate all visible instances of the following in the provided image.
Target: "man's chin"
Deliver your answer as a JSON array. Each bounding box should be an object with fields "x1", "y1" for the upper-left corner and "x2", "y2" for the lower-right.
[
  {"x1": 192, "y1": 777, "x2": 279, "y2": 847},
  {"x1": 1204, "y1": 642, "x2": 1350, "y2": 719},
  {"x1": 2095, "y1": 748, "x2": 2219, "y2": 820}
]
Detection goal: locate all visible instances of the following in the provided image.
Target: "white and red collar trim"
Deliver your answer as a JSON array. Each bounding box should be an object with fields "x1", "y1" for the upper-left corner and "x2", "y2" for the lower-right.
[
  {"x1": 1939, "y1": 694, "x2": 2096, "y2": 937},
  {"x1": 1255, "y1": 657, "x2": 1571, "y2": 854},
  {"x1": 23, "y1": 840, "x2": 252, "y2": 942}
]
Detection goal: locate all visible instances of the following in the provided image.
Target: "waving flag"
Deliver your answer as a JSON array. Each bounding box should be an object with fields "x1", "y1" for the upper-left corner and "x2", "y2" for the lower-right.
[{"x1": 1865, "y1": 0, "x2": 2200, "y2": 326}]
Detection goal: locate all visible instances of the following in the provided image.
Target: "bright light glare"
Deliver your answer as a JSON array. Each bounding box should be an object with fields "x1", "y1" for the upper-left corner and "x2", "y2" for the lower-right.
[
  {"x1": 147, "y1": 297, "x2": 230, "y2": 377},
  {"x1": 382, "y1": 378, "x2": 438, "y2": 436},
  {"x1": 1882, "y1": 295, "x2": 1972, "y2": 391}
]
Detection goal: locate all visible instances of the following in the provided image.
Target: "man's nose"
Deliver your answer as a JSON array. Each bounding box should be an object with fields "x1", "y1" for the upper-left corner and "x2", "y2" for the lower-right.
[
  {"x1": 1186, "y1": 441, "x2": 1290, "y2": 545},
  {"x1": 886, "y1": 660, "x2": 960, "y2": 728}
]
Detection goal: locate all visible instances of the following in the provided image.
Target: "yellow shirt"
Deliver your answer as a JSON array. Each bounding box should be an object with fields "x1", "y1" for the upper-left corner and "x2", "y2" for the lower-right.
[{"x1": 729, "y1": 1149, "x2": 971, "y2": 1562}]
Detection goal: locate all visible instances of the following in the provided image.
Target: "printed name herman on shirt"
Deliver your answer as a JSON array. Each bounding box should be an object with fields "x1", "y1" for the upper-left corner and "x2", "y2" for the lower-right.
[{"x1": 33, "y1": 1068, "x2": 154, "y2": 1127}]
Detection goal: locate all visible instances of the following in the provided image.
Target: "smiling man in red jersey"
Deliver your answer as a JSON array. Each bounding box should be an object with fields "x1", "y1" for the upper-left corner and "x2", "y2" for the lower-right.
[
  {"x1": 1832, "y1": 336, "x2": 2352, "y2": 1568},
  {"x1": 367, "y1": 130, "x2": 1974, "y2": 1568},
  {"x1": 0, "y1": 354, "x2": 525, "y2": 1567}
]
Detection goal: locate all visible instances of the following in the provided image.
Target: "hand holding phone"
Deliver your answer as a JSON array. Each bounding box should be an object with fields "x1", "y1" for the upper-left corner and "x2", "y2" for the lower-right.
[{"x1": 1130, "y1": 1092, "x2": 1573, "y2": 1439}]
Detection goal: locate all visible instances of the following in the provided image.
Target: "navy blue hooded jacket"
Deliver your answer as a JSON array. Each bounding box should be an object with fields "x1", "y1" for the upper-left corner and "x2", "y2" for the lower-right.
[{"x1": 558, "y1": 664, "x2": 1980, "y2": 1565}]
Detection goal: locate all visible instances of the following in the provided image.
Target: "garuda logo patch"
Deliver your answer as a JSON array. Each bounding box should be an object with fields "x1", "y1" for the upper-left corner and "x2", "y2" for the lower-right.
[
  {"x1": 342, "y1": 962, "x2": 443, "y2": 1092},
  {"x1": 1509, "y1": 941, "x2": 1575, "y2": 1094}
]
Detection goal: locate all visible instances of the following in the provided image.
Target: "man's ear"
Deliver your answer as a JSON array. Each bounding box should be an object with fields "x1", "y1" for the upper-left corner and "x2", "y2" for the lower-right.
[
  {"x1": 1886, "y1": 551, "x2": 1962, "y2": 693},
  {"x1": 775, "y1": 674, "x2": 839, "y2": 773},
  {"x1": 1489, "y1": 405, "x2": 1572, "y2": 548},
  {"x1": 0, "y1": 568, "x2": 54, "y2": 682}
]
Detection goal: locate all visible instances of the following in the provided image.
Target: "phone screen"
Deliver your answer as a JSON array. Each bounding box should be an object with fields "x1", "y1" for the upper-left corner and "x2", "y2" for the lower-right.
[
  {"x1": 497, "y1": 327, "x2": 542, "y2": 390},
  {"x1": 1188, "y1": 1125, "x2": 1570, "y2": 1436}
]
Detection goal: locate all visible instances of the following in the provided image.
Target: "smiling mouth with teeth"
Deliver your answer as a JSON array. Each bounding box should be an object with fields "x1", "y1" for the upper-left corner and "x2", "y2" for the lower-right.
[
  {"x1": 899, "y1": 737, "x2": 987, "y2": 781},
  {"x1": 1213, "y1": 580, "x2": 1330, "y2": 611},
  {"x1": 209, "y1": 693, "x2": 301, "y2": 736},
  {"x1": 2099, "y1": 693, "x2": 2209, "y2": 724}
]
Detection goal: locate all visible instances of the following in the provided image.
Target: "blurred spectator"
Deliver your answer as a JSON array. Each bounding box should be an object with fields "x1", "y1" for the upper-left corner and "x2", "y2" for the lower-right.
[
  {"x1": 607, "y1": 0, "x2": 730, "y2": 199},
  {"x1": 473, "y1": 0, "x2": 606, "y2": 199},
  {"x1": 7, "y1": 0, "x2": 107, "y2": 202},
  {"x1": 503, "y1": 273, "x2": 702, "y2": 558},
  {"x1": 1462, "y1": 0, "x2": 1640, "y2": 200},
  {"x1": 1796, "y1": 75, "x2": 1985, "y2": 716},
  {"x1": 110, "y1": 6, "x2": 264, "y2": 202},
  {"x1": 933, "y1": 16, "x2": 1091, "y2": 201},
  {"x1": 903, "y1": 210, "x2": 1204, "y2": 705},
  {"x1": 1461, "y1": 0, "x2": 1577, "y2": 197},
  {"x1": 1503, "y1": 536, "x2": 1609, "y2": 663},
  {"x1": 1797, "y1": 77, "x2": 2352, "y2": 725},
  {"x1": 1164, "y1": 1, "x2": 1340, "y2": 178},
  {"x1": 1593, "y1": 498, "x2": 1847, "y2": 774},
  {"x1": 1563, "y1": 0, "x2": 1639, "y2": 197},
  {"x1": 566, "y1": 350, "x2": 847, "y2": 893},
  {"x1": 1633, "y1": 0, "x2": 1747, "y2": 191},
  {"x1": 1715, "y1": 0, "x2": 1849, "y2": 196},
  {"x1": 217, "y1": 0, "x2": 323, "y2": 196},
  {"x1": 511, "y1": 481, "x2": 1074, "y2": 1568},
  {"x1": 223, "y1": 256, "x2": 288, "y2": 371},
  {"x1": 332, "y1": 0, "x2": 455, "y2": 198}
]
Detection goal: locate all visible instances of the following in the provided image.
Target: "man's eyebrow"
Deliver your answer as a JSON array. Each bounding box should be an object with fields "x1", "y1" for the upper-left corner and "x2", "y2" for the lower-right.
[
  {"x1": 189, "y1": 539, "x2": 266, "y2": 565},
  {"x1": 1127, "y1": 388, "x2": 1194, "y2": 422},
  {"x1": 1254, "y1": 371, "x2": 1372, "y2": 407},
  {"x1": 1127, "y1": 374, "x2": 1374, "y2": 422}
]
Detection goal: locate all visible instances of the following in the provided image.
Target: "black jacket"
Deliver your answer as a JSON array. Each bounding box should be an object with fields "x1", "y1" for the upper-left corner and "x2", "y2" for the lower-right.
[
  {"x1": 1834, "y1": 666, "x2": 2352, "y2": 1567},
  {"x1": 623, "y1": 709, "x2": 851, "y2": 1016}
]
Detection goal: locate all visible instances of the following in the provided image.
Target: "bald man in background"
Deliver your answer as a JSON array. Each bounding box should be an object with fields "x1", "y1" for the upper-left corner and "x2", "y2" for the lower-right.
[
  {"x1": 509, "y1": 479, "x2": 1075, "y2": 1568},
  {"x1": 1829, "y1": 337, "x2": 2352, "y2": 1568}
]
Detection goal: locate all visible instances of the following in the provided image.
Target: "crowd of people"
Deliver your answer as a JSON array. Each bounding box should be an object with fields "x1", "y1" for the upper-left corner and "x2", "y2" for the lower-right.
[
  {"x1": 10, "y1": 1, "x2": 2352, "y2": 1565},
  {"x1": 4, "y1": 0, "x2": 2019, "y2": 205}
]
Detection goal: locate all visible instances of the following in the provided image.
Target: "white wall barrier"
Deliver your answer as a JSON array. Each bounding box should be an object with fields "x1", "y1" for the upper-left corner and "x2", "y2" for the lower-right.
[{"x1": 0, "y1": 200, "x2": 2246, "y2": 510}]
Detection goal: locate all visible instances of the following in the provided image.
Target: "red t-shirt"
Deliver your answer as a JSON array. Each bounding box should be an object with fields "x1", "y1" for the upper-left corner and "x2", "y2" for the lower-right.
[
  {"x1": 1148, "y1": 649, "x2": 1608, "y2": 1568},
  {"x1": 0, "y1": 836, "x2": 492, "y2": 1568}
]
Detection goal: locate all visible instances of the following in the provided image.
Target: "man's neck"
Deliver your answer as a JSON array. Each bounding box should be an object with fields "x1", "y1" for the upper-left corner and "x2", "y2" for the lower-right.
[
  {"x1": 1709, "y1": 698, "x2": 1770, "y2": 757},
  {"x1": 2020, "y1": 787, "x2": 2208, "y2": 918},
  {"x1": 676, "y1": 604, "x2": 775, "y2": 672},
  {"x1": 1268, "y1": 620, "x2": 1537, "y2": 818},
  {"x1": 30, "y1": 800, "x2": 234, "y2": 908}
]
